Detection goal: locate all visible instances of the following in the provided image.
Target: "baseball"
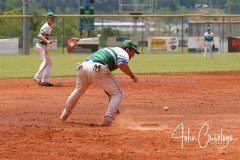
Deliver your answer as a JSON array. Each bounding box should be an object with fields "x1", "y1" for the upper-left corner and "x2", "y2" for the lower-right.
[{"x1": 163, "y1": 106, "x2": 169, "y2": 111}]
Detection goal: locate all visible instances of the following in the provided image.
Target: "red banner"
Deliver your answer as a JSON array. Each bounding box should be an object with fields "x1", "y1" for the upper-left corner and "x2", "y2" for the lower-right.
[
  {"x1": 67, "y1": 37, "x2": 79, "y2": 53},
  {"x1": 228, "y1": 37, "x2": 240, "y2": 52}
]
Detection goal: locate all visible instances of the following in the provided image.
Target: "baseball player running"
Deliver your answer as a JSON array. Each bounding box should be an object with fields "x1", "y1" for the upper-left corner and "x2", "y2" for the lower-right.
[
  {"x1": 33, "y1": 12, "x2": 56, "y2": 86},
  {"x1": 203, "y1": 27, "x2": 214, "y2": 59},
  {"x1": 60, "y1": 40, "x2": 140, "y2": 126}
]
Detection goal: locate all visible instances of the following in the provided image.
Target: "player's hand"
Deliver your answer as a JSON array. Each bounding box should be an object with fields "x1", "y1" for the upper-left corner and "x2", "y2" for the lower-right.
[{"x1": 48, "y1": 39, "x2": 55, "y2": 44}]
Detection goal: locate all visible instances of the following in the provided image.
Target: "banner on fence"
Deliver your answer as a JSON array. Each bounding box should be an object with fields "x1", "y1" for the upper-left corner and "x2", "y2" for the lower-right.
[
  {"x1": 0, "y1": 38, "x2": 18, "y2": 54},
  {"x1": 33, "y1": 37, "x2": 57, "y2": 50},
  {"x1": 228, "y1": 37, "x2": 240, "y2": 52},
  {"x1": 148, "y1": 37, "x2": 179, "y2": 52},
  {"x1": 107, "y1": 37, "x2": 127, "y2": 47},
  {"x1": 67, "y1": 37, "x2": 99, "y2": 53},
  {"x1": 188, "y1": 37, "x2": 219, "y2": 53}
]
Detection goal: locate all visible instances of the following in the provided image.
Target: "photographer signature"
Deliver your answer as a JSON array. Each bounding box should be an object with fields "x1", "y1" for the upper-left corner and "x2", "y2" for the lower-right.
[{"x1": 172, "y1": 123, "x2": 235, "y2": 149}]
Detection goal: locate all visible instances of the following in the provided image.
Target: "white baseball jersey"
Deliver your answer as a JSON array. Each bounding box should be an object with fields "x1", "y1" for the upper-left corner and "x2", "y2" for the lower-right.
[
  {"x1": 204, "y1": 32, "x2": 214, "y2": 42},
  {"x1": 37, "y1": 23, "x2": 52, "y2": 46},
  {"x1": 34, "y1": 23, "x2": 53, "y2": 83}
]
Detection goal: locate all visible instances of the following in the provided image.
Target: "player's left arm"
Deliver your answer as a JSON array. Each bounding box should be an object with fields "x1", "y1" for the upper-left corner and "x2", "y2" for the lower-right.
[
  {"x1": 116, "y1": 51, "x2": 137, "y2": 82},
  {"x1": 117, "y1": 62, "x2": 137, "y2": 82}
]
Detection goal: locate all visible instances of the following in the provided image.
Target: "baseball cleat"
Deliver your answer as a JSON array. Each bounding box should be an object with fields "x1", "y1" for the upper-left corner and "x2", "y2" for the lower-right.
[
  {"x1": 102, "y1": 115, "x2": 113, "y2": 126},
  {"x1": 60, "y1": 111, "x2": 70, "y2": 122},
  {"x1": 33, "y1": 77, "x2": 42, "y2": 84},
  {"x1": 40, "y1": 82, "x2": 54, "y2": 87}
]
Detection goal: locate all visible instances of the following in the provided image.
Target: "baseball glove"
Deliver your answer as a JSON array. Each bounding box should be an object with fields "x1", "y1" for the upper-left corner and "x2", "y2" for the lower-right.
[{"x1": 212, "y1": 43, "x2": 215, "y2": 50}]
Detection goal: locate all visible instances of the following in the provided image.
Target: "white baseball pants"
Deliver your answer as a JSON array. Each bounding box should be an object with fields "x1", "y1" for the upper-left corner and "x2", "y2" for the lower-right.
[
  {"x1": 204, "y1": 41, "x2": 213, "y2": 58},
  {"x1": 64, "y1": 61, "x2": 123, "y2": 119},
  {"x1": 34, "y1": 43, "x2": 52, "y2": 82}
]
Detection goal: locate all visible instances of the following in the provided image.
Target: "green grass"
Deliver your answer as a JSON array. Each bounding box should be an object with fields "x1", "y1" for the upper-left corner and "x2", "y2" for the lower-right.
[
  {"x1": 129, "y1": 53, "x2": 240, "y2": 74},
  {"x1": 0, "y1": 52, "x2": 240, "y2": 79}
]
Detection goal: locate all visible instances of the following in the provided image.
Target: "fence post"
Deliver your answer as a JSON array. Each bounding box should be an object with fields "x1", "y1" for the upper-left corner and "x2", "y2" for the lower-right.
[
  {"x1": 7, "y1": 18, "x2": 10, "y2": 38},
  {"x1": 229, "y1": 18, "x2": 232, "y2": 37},
  {"x1": 181, "y1": 16, "x2": 184, "y2": 53},
  {"x1": 101, "y1": 17, "x2": 103, "y2": 47},
  {"x1": 222, "y1": 17, "x2": 225, "y2": 53},
  {"x1": 141, "y1": 17, "x2": 144, "y2": 54},
  {"x1": 62, "y1": 17, "x2": 65, "y2": 54},
  {"x1": 23, "y1": 0, "x2": 29, "y2": 55}
]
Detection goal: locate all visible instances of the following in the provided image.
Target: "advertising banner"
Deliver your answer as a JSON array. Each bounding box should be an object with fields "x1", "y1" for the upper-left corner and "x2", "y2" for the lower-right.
[
  {"x1": 67, "y1": 37, "x2": 99, "y2": 53},
  {"x1": 0, "y1": 38, "x2": 18, "y2": 54},
  {"x1": 228, "y1": 37, "x2": 240, "y2": 52},
  {"x1": 107, "y1": 37, "x2": 127, "y2": 47},
  {"x1": 188, "y1": 37, "x2": 205, "y2": 53},
  {"x1": 148, "y1": 37, "x2": 179, "y2": 52},
  {"x1": 188, "y1": 37, "x2": 219, "y2": 53},
  {"x1": 33, "y1": 37, "x2": 57, "y2": 50},
  {"x1": 167, "y1": 37, "x2": 179, "y2": 52}
]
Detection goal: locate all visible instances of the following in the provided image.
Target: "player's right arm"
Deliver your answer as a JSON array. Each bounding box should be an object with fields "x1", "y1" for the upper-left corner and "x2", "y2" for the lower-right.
[
  {"x1": 203, "y1": 33, "x2": 207, "y2": 41},
  {"x1": 117, "y1": 62, "x2": 138, "y2": 82}
]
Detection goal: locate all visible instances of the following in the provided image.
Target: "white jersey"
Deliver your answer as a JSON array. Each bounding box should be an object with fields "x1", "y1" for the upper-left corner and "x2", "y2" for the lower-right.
[
  {"x1": 37, "y1": 23, "x2": 52, "y2": 45},
  {"x1": 204, "y1": 32, "x2": 214, "y2": 42}
]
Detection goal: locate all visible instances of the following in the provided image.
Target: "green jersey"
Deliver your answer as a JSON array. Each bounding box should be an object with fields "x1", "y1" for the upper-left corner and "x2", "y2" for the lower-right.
[{"x1": 86, "y1": 47, "x2": 129, "y2": 71}]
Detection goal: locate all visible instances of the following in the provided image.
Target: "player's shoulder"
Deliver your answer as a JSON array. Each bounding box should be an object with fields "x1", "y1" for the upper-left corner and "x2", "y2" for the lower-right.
[
  {"x1": 111, "y1": 47, "x2": 127, "y2": 54},
  {"x1": 41, "y1": 23, "x2": 48, "y2": 28},
  {"x1": 41, "y1": 23, "x2": 51, "y2": 30},
  {"x1": 111, "y1": 47, "x2": 129, "y2": 60},
  {"x1": 110, "y1": 47, "x2": 125, "y2": 53}
]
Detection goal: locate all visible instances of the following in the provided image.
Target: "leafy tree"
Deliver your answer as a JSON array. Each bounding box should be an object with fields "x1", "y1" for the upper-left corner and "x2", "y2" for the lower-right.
[
  {"x1": 0, "y1": 0, "x2": 22, "y2": 13},
  {"x1": 2, "y1": 0, "x2": 240, "y2": 46},
  {"x1": 0, "y1": 8, "x2": 22, "y2": 38}
]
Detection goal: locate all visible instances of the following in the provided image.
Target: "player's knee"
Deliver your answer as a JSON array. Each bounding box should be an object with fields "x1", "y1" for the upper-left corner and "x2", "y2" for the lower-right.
[
  {"x1": 42, "y1": 59, "x2": 47, "y2": 66},
  {"x1": 46, "y1": 60, "x2": 52, "y2": 66},
  {"x1": 112, "y1": 91, "x2": 123, "y2": 99}
]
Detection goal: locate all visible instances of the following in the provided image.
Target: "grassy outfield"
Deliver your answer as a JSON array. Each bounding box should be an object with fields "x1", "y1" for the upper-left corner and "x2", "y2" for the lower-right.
[{"x1": 0, "y1": 52, "x2": 240, "y2": 79}]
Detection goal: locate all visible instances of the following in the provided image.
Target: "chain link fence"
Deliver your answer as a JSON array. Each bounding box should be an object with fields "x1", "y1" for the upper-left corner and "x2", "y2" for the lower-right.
[{"x1": 1, "y1": 14, "x2": 240, "y2": 54}]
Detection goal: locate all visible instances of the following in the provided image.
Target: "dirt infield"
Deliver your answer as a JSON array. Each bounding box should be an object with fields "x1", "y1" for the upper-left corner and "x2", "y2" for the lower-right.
[{"x1": 0, "y1": 73, "x2": 239, "y2": 159}]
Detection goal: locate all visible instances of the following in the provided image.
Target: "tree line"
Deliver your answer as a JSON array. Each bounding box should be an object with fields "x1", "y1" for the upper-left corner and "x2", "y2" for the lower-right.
[
  {"x1": 1, "y1": 0, "x2": 240, "y2": 15},
  {"x1": 0, "y1": 0, "x2": 240, "y2": 45}
]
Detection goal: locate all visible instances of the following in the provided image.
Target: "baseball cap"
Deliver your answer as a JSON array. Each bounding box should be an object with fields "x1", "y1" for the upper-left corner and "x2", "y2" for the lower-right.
[
  {"x1": 122, "y1": 40, "x2": 140, "y2": 54},
  {"x1": 47, "y1": 12, "x2": 56, "y2": 18},
  {"x1": 206, "y1": 26, "x2": 211, "y2": 30}
]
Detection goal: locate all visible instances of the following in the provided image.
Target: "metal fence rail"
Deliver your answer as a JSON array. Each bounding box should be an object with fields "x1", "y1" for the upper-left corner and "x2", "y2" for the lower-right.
[{"x1": 1, "y1": 14, "x2": 240, "y2": 54}]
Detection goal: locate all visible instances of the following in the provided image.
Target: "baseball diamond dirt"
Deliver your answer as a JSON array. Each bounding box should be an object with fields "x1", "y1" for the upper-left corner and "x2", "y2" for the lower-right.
[{"x1": 0, "y1": 73, "x2": 239, "y2": 159}]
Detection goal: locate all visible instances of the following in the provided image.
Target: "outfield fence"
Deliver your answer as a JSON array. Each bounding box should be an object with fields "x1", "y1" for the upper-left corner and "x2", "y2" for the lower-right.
[{"x1": 1, "y1": 14, "x2": 240, "y2": 54}]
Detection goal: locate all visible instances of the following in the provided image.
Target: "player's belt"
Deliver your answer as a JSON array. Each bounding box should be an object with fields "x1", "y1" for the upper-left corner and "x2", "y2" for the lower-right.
[{"x1": 85, "y1": 59, "x2": 105, "y2": 65}]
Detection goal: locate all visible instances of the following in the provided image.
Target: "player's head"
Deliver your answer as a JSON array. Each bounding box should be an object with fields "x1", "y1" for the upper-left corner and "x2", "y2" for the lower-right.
[
  {"x1": 46, "y1": 12, "x2": 56, "y2": 24},
  {"x1": 206, "y1": 27, "x2": 211, "y2": 32},
  {"x1": 121, "y1": 40, "x2": 140, "y2": 59}
]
